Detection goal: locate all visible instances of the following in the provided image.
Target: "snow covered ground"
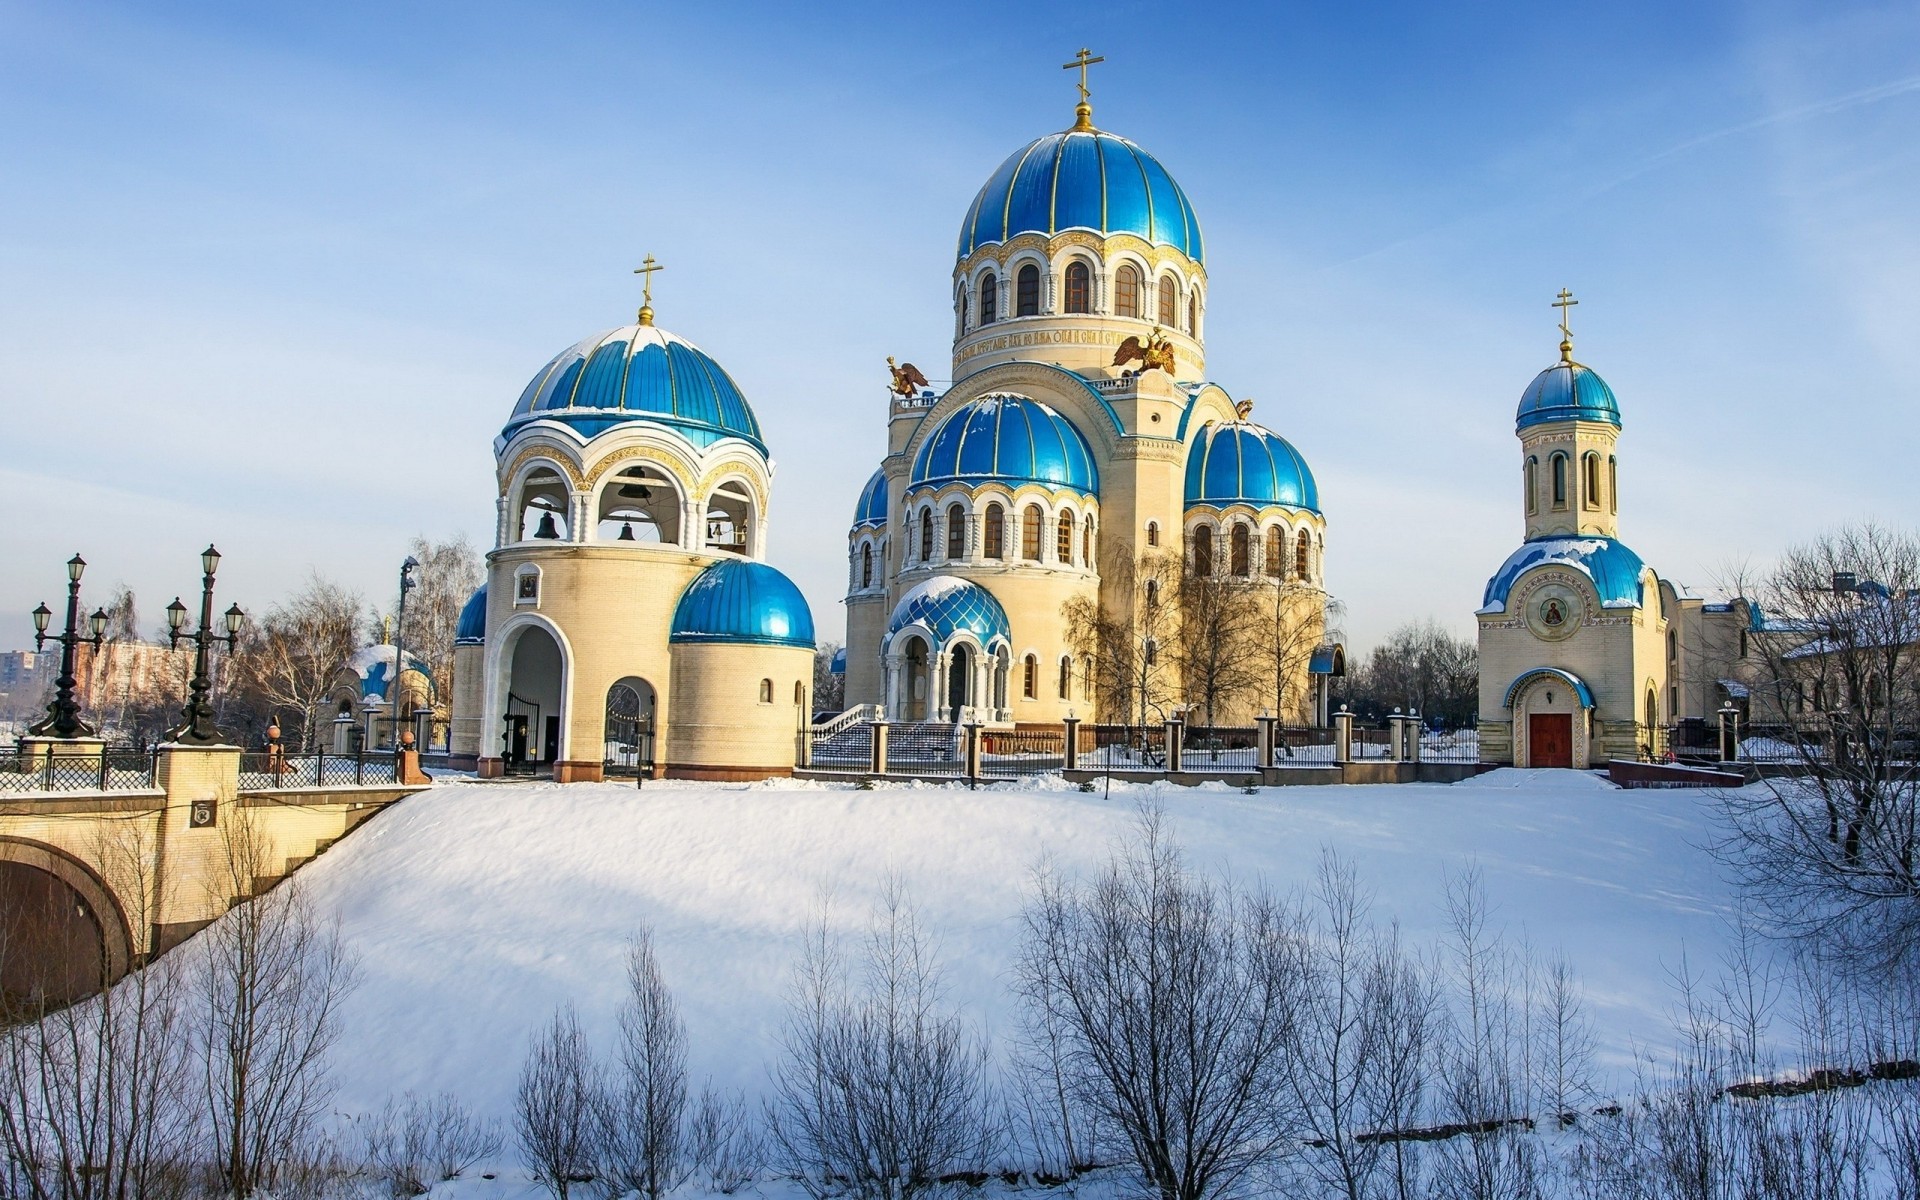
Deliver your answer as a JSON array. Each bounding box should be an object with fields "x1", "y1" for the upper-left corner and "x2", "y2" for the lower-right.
[{"x1": 302, "y1": 768, "x2": 1748, "y2": 1151}]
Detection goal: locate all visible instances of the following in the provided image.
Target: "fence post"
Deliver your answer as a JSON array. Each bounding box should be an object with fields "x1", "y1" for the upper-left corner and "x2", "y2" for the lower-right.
[
  {"x1": 98, "y1": 750, "x2": 109, "y2": 791},
  {"x1": 870, "y1": 721, "x2": 890, "y2": 776},
  {"x1": 1061, "y1": 716, "x2": 1080, "y2": 771},
  {"x1": 1387, "y1": 710, "x2": 1405, "y2": 763},
  {"x1": 1334, "y1": 707, "x2": 1354, "y2": 765},
  {"x1": 1255, "y1": 715, "x2": 1278, "y2": 768},
  {"x1": 1164, "y1": 718, "x2": 1184, "y2": 775},
  {"x1": 965, "y1": 722, "x2": 982, "y2": 789},
  {"x1": 1406, "y1": 709, "x2": 1422, "y2": 763}
]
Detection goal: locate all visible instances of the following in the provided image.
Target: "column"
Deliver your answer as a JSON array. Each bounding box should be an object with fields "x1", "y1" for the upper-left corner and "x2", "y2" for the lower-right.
[
  {"x1": 495, "y1": 495, "x2": 511, "y2": 548},
  {"x1": 1405, "y1": 710, "x2": 1422, "y2": 762},
  {"x1": 1164, "y1": 717, "x2": 1185, "y2": 773},
  {"x1": 870, "y1": 720, "x2": 890, "y2": 774},
  {"x1": 1387, "y1": 710, "x2": 1406, "y2": 762},
  {"x1": 1255, "y1": 715, "x2": 1278, "y2": 768},
  {"x1": 884, "y1": 655, "x2": 903, "y2": 720},
  {"x1": 1333, "y1": 707, "x2": 1354, "y2": 764}
]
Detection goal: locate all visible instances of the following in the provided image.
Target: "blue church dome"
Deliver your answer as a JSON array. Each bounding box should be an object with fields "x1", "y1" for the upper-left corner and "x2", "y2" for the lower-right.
[
  {"x1": 1184, "y1": 422, "x2": 1320, "y2": 513},
  {"x1": 504, "y1": 323, "x2": 766, "y2": 453},
  {"x1": 454, "y1": 584, "x2": 487, "y2": 645},
  {"x1": 958, "y1": 126, "x2": 1203, "y2": 262},
  {"x1": 909, "y1": 395, "x2": 1099, "y2": 496},
  {"x1": 852, "y1": 469, "x2": 888, "y2": 528},
  {"x1": 1479, "y1": 536, "x2": 1648, "y2": 612},
  {"x1": 670, "y1": 559, "x2": 815, "y2": 649},
  {"x1": 886, "y1": 576, "x2": 1011, "y2": 648},
  {"x1": 1516, "y1": 359, "x2": 1620, "y2": 430}
]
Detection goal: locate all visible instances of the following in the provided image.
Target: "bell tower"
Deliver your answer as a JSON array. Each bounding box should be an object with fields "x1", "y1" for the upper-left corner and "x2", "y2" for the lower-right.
[{"x1": 1518, "y1": 290, "x2": 1622, "y2": 541}]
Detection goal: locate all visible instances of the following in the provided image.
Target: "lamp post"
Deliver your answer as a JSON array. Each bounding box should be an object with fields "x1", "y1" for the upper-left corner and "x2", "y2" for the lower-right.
[
  {"x1": 165, "y1": 544, "x2": 246, "y2": 745},
  {"x1": 392, "y1": 556, "x2": 420, "y2": 749},
  {"x1": 27, "y1": 554, "x2": 110, "y2": 740}
]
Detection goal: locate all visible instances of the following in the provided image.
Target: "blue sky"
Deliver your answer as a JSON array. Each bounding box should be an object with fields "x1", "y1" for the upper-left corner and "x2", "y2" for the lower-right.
[{"x1": 2, "y1": 1, "x2": 1916, "y2": 653}]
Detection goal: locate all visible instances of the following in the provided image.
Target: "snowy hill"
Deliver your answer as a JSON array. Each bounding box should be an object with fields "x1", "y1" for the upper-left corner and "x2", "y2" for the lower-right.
[{"x1": 300, "y1": 768, "x2": 1743, "y2": 1137}]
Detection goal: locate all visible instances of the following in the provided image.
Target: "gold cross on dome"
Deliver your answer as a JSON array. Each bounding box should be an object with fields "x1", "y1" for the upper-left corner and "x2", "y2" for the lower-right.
[
  {"x1": 1552, "y1": 287, "x2": 1578, "y2": 360},
  {"x1": 633, "y1": 254, "x2": 665, "y2": 325},
  {"x1": 1063, "y1": 48, "x2": 1105, "y2": 129}
]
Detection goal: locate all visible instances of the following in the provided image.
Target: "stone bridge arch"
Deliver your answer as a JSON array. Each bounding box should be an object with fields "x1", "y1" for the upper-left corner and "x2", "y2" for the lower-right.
[{"x1": 0, "y1": 835, "x2": 136, "y2": 1009}]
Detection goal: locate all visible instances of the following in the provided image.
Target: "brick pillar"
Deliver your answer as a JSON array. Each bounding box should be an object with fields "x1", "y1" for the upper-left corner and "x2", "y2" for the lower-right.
[
  {"x1": 1164, "y1": 718, "x2": 1184, "y2": 774},
  {"x1": 1333, "y1": 708, "x2": 1354, "y2": 764},
  {"x1": 1062, "y1": 716, "x2": 1080, "y2": 770},
  {"x1": 1405, "y1": 710, "x2": 1423, "y2": 762},
  {"x1": 870, "y1": 721, "x2": 890, "y2": 775},
  {"x1": 1254, "y1": 715, "x2": 1278, "y2": 768},
  {"x1": 1387, "y1": 711, "x2": 1406, "y2": 762},
  {"x1": 151, "y1": 743, "x2": 242, "y2": 950}
]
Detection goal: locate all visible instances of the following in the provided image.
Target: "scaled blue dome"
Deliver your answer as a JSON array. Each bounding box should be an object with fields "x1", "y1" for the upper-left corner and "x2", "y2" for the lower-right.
[
  {"x1": 958, "y1": 126, "x2": 1204, "y2": 262},
  {"x1": 1479, "y1": 536, "x2": 1648, "y2": 612},
  {"x1": 886, "y1": 576, "x2": 1011, "y2": 648},
  {"x1": 1184, "y1": 422, "x2": 1320, "y2": 513},
  {"x1": 670, "y1": 560, "x2": 815, "y2": 649},
  {"x1": 454, "y1": 584, "x2": 487, "y2": 645},
  {"x1": 1516, "y1": 359, "x2": 1620, "y2": 430},
  {"x1": 852, "y1": 469, "x2": 888, "y2": 528},
  {"x1": 909, "y1": 395, "x2": 1099, "y2": 496},
  {"x1": 505, "y1": 324, "x2": 766, "y2": 452}
]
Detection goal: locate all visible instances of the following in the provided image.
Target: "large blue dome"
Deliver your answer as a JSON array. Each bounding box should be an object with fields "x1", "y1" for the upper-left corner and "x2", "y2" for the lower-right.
[
  {"x1": 885, "y1": 576, "x2": 1011, "y2": 648},
  {"x1": 670, "y1": 560, "x2": 815, "y2": 649},
  {"x1": 505, "y1": 323, "x2": 765, "y2": 452},
  {"x1": 1184, "y1": 422, "x2": 1319, "y2": 513},
  {"x1": 909, "y1": 395, "x2": 1099, "y2": 496},
  {"x1": 852, "y1": 469, "x2": 888, "y2": 528},
  {"x1": 1517, "y1": 359, "x2": 1620, "y2": 430},
  {"x1": 958, "y1": 126, "x2": 1203, "y2": 263},
  {"x1": 1479, "y1": 536, "x2": 1648, "y2": 612},
  {"x1": 454, "y1": 584, "x2": 487, "y2": 645}
]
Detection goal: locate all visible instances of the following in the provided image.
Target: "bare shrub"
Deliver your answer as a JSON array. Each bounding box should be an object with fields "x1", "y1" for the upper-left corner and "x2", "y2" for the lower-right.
[
  {"x1": 769, "y1": 880, "x2": 996, "y2": 1200},
  {"x1": 515, "y1": 1006, "x2": 602, "y2": 1200},
  {"x1": 363, "y1": 1090, "x2": 500, "y2": 1196},
  {"x1": 594, "y1": 929, "x2": 690, "y2": 1200},
  {"x1": 688, "y1": 1085, "x2": 765, "y2": 1195}
]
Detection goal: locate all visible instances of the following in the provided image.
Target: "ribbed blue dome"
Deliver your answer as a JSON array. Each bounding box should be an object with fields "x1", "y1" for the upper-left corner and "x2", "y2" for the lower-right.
[
  {"x1": 670, "y1": 560, "x2": 815, "y2": 648},
  {"x1": 886, "y1": 576, "x2": 1011, "y2": 648},
  {"x1": 454, "y1": 584, "x2": 487, "y2": 645},
  {"x1": 910, "y1": 395, "x2": 1098, "y2": 496},
  {"x1": 1517, "y1": 359, "x2": 1620, "y2": 430},
  {"x1": 853, "y1": 469, "x2": 888, "y2": 528},
  {"x1": 505, "y1": 324, "x2": 765, "y2": 452},
  {"x1": 958, "y1": 126, "x2": 1203, "y2": 262},
  {"x1": 1479, "y1": 536, "x2": 1648, "y2": 612},
  {"x1": 1184, "y1": 422, "x2": 1319, "y2": 513}
]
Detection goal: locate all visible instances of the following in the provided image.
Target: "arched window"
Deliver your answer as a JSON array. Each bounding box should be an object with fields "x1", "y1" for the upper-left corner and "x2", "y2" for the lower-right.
[
  {"x1": 1583, "y1": 453, "x2": 1601, "y2": 509},
  {"x1": 795, "y1": 681, "x2": 807, "y2": 706},
  {"x1": 1057, "y1": 511, "x2": 1075, "y2": 563},
  {"x1": 758, "y1": 679, "x2": 773, "y2": 704},
  {"x1": 1022, "y1": 504, "x2": 1043, "y2": 561},
  {"x1": 1667, "y1": 631, "x2": 1678, "y2": 664},
  {"x1": 1193, "y1": 525, "x2": 1215, "y2": 577},
  {"x1": 1230, "y1": 524, "x2": 1251, "y2": 576},
  {"x1": 957, "y1": 284, "x2": 969, "y2": 334},
  {"x1": 1145, "y1": 638, "x2": 1157, "y2": 666},
  {"x1": 1644, "y1": 689, "x2": 1658, "y2": 730},
  {"x1": 860, "y1": 543, "x2": 873, "y2": 588},
  {"x1": 979, "y1": 272, "x2": 997, "y2": 325},
  {"x1": 1016, "y1": 264, "x2": 1040, "y2": 316},
  {"x1": 1295, "y1": 535, "x2": 1310, "y2": 581},
  {"x1": 1146, "y1": 520, "x2": 1160, "y2": 547},
  {"x1": 1188, "y1": 294, "x2": 1197, "y2": 334},
  {"x1": 1065, "y1": 261, "x2": 1091, "y2": 313},
  {"x1": 1525, "y1": 456, "x2": 1538, "y2": 515},
  {"x1": 1265, "y1": 527, "x2": 1283, "y2": 578},
  {"x1": 1114, "y1": 264, "x2": 1141, "y2": 318},
  {"x1": 1146, "y1": 578, "x2": 1160, "y2": 608},
  {"x1": 918, "y1": 510, "x2": 933, "y2": 561},
  {"x1": 1083, "y1": 520, "x2": 1093, "y2": 566},
  {"x1": 946, "y1": 503, "x2": 966, "y2": 560},
  {"x1": 1058, "y1": 656, "x2": 1072, "y2": 700},
  {"x1": 1022, "y1": 654, "x2": 1038, "y2": 700},
  {"x1": 1158, "y1": 274, "x2": 1179, "y2": 326},
  {"x1": 1551, "y1": 453, "x2": 1568, "y2": 507},
  {"x1": 1609, "y1": 456, "x2": 1618, "y2": 514},
  {"x1": 984, "y1": 503, "x2": 1005, "y2": 559}
]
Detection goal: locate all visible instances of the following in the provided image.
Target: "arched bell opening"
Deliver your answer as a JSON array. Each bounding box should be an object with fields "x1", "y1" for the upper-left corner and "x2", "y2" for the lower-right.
[
  {"x1": 603, "y1": 677, "x2": 657, "y2": 776},
  {"x1": 596, "y1": 467, "x2": 683, "y2": 545},
  {"x1": 704, "y1": 482, "x2": 755, "y2": 556},
  {"x1": 516, "y1": 469, "x2": 571, "y2": 542}
]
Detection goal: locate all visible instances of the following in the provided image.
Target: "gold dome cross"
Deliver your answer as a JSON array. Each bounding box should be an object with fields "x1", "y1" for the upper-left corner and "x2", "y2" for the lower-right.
[
  {"x1": 634, "y1": 254, "x2": 666, "y2": 326},
  {"x1": 1063, "y1": 48, "x2": 1105, "y2": 130},
  {"x1": 1553, "y1": 287, "x2": 1578, "y2": 361}
]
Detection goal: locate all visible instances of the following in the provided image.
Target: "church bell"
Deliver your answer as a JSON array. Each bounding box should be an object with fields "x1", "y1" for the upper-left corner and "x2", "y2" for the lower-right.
[{"x1": 533, "y1": 511, "x2": 561, "y2": 539}]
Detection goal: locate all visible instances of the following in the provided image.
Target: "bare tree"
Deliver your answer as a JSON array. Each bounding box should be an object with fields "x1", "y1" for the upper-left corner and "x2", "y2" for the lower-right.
[
  {"x1": 687, "y1": 1086, "x2": 764, "y2": 1195},
  {"x1": 230, "y1": 574, "x2": 365, "y2": 752},
  {"x1": 1066, "y1": 548, "x2": 1183, "y2": 728},
  {"x1": 1015, "y1": 806, "x2": 1304, "y2": 1200},
  {"x1": 515, "y1": 1006, "x2": 601, "y2": 1200},
  {"x1": 384, "y1": 535, "x2": 483, "y2": 711},
  {"x1": 1716, "y1": 523, "x2": 1920, "y2": 973},
  {"x1": 1174, "y1": 568, "x2": 1266, "y2": 727},
  {"x1": 769, "y1": 880, "x2": 996, "y2": 1200},
  {"x1": 196, "y1": 807, "x2": 362, "y2": 1199},
  {"x1": 1349, "y1": 620, "x2": 1478, "y2": 727},
  {"x1": 813, "y1": 641, "x2": 846, "y2": 716},
  {"x1": 596, "y1": 929, "x2": 690, "y2": 1200},
  {"x1": 362, "y1": 1090, "x2": 500, "y2": 1197},
  {"x1": 1247, "y1": 581, "x2": 1337, "y2": 729}
]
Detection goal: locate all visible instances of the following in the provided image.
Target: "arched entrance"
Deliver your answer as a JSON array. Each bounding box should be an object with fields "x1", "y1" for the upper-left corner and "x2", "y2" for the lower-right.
[
  {"x1": 500, "y1": 623, "x2": 566, "y2": 773},
  {"x1": 0, "y1": 838, "x2": 133, "y2": 1015},
  {"x1": 904, "y1": 638, "x2": 930, "y2": 721},
  {"x1": 945, "y1": 644, "x2": 973, "y2": 719},
  {"x1": 604, "y1": 678, "x2": 657, "y2": 777},
  {"x1": 1504, "y1": 668, "x2": 1594, "y2": 769}
]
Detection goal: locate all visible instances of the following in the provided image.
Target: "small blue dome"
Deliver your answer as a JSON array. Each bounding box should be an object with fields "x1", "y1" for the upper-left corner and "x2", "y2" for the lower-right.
[
  {"x1": 1184, "y1": 422, "x2": 1319, "y2": 513},
  {"x1": 454, "y1": 584, "x2": 487, "y2": 645},
  {"x1": 670, "y1": 560, "x2": 815, "y2": 649},
  {"x1": 910, "y1": 395, "x2": 1099, "y2": 496},
  {"x1": 886, "y1": 576, "x2": 1011, "y2": 648},
  {"x1": 959, "y1": 125, "x2": 1203, "y2": 262},
  {"x1": 505, "y1": 323, "x2": 765, "y2": 452},
  {"x1": 1479, "y1": 536, "x2": 1648, "y2": 612},
  {"x1": 1517, "y1": 359, "x2": 1620, "y2": 430},
  {"x1": 853, "y1": 469, "x2": 888, "y2": 528}
]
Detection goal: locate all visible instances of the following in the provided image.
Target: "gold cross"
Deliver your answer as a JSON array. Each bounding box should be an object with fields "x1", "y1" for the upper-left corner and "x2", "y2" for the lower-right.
[
  {"x1": 634, "y1": 254, "x2": 665, "y2": 325},
  {"x1": 1063, "y1": 48, "x2": 1105, "y2": 129},
  {"x1": 1552, "y1": 287, "x2": 1578, "y2": 360}
]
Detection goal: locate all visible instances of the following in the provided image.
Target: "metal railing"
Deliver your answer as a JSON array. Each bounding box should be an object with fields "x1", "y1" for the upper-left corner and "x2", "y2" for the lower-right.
[
  {"x1": 885, "y1": 722, "x2": 966, "y2": 779},
  {"x1": 810, "y1": 723, "x2": 873, "y2": 773},
  {"x1": 1080, "y1": 725, "x2": 1168, "y2": 772},
  {"x1": 978, "y1": 727, "x2": 1065, "y2": 779},
  {"x1": 0, "y1": 747, "x2": 157, "y2": 794},
  {"x1": 1180, "y1": 726, "x2": 1259, "y2": 772},
  {"x1": 236, "y1": 750, "x2": 399, "y2": 790}
]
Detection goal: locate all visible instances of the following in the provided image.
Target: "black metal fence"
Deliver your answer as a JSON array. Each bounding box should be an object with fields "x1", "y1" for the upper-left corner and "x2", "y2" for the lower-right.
[
  {"x1": 236, "y1": 750, "x2": 399, "y2": 790},
  {"x1": 979, "y1": 727, "x2": 1065, "y2": 779},
  {"x1": 1080, "y1": 725, "x2": 1168, "y2": 772},
  {"x1": 1180, "y1": 726, "x2": 1259, "y2": 772},
  {"x1": 0, "y1": 747, "x2": 157, "y2": 793},
  {"x1": 809, "y1": 723, "x2": 873, "y2": 773},
  {"x1": 1418, "y1": 725, "x2": 1483, "y2": 764}
]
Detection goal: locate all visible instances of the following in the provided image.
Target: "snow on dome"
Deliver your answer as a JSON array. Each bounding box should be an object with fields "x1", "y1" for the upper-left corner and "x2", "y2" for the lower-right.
[
  {"x1": 1479, "y1": 536, "x2": 1648, "y2": 612},
  {"x1": 346, "y1": 644, "x2": 433, "y2": 701},
  {"x1": 454, "y1": 584, "x2": 487, "y2": 645},
  {"x1": 886, "y1": 575, "x2": 1011, "y2": 648},
  {"x1": 909, "y1": 394, "x2": 1098, "y2": 496}
]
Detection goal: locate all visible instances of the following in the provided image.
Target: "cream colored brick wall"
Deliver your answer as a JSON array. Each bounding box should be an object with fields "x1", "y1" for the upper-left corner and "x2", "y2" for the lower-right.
[{"x1": 666, "y1": 642, "x2": 814, "y2": 771}]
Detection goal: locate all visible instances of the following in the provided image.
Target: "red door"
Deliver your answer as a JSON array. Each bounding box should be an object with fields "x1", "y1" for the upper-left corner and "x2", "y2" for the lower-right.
[{"x1": 1528, "y1": 714, "x2": 1574, "y2": 768}]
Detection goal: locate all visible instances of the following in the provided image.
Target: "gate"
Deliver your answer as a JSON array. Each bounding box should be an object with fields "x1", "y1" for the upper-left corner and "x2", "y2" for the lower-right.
[{"x1": 604, "y1": 680, "x2": 656, "y2": 777}]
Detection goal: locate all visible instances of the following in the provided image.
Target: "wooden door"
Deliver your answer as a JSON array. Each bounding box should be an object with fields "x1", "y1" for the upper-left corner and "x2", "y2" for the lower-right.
[{"x1": 1528, "y1": 713, "x2": 1573, "y2": 768}]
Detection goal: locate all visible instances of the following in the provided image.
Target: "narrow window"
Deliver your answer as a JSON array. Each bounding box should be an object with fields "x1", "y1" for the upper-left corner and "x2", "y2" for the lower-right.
[
  {"x1": 1584, "y1": 453, "x2": 1601, "y2": 510},
  {"x1": 860, "y1": 544, "x2": 873, "y2": 588},
  {"x1": 1295, "y1": 536, "x2": 1310, "y2": 581},
  {"x1": 984, "y1": 503, "x2": 1004, "y2": 559},
  {"x1": 1065, "y1": 261, "x2": 1091, "y2": 313},
  {"x1": 1158, "y1": 274, "x2": 1178, "y2": 326},
  {"x1": 980, "y1": 272, "x2": 997, "y2": 324},
  {"x1": 1230, "y1": 524, "x2": 1251, "y2": 576},
  {"x1": 1083, "y1": 520, "x2": 1093, "y2": 566},
  {"x1": 1193, "y1": 525, "x2": 1214, "y2": 576},
  {"x1": 1187, "y1": 294, "x2": 1197, "y2": 333},
  {"x1": 1667, "y1": 631, "x2": 1677, "y2": 664},
  {"x1": 1265, "y1": 527, "x2": 1282, "y2": 577},
  {"x1": 957, "y1": 285, "x2": 969, "y2": 334},
  {"x1": 1016, "y1": 264, "x2": 1040, "y2": 316},
  {"x1": 1145, "y1": 638, "x2": 1157, "y2": 666},
  {"x1": 1114, "y1": 264, "x2": 1140, "y2": 318},
  {"x1": 1146, "y1": 578, "x2": 1160, "y2": 608},
  {"x1": 1146, "y1": 520, "x2": 1160, "y2": 547},
  {"x1": 1023, "y1": 655, "x2": 1037, "y2": 700},
  {"x1": 1551, "y1": 454, "x2": 1567, "y2": 507},
  {"x1": 1022, "y1": 504, "x2": 1043, "y2": 561},
  {"x1": 946, "y1": 503, "x2": 966, "y2": 560},
  {"x1": 1609, "y1": 456, "x2": 1618, "y2": 514},
  {"x1": 1525, "y1": 456, "x2": 1538, "y2": 515},
  {"x1": 796, "y1": 681, "x2": 807, "y2": 705},
  {"x1": 1058, "y1": 656, "x2": 1072, "y2": 700},
  {"x1": 918, "y1": 510, "x2": 933, "y2": 561},
  {"x1": 759, "y1": 678, "x2": 773, "y2": 704},
  {"x1": 1057, "y1": 511, "x2": 1074, "y2": 563}
]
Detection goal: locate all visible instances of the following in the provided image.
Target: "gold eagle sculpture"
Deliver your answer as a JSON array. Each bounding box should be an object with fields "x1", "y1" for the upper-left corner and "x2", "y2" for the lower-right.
[
  {"x1": 887, "y1": 356, "x2": 930, "y2": 398},
  {"x1": 1113, "y1": 327, "x2": 1177, "y2": 374},
  {"x1": 1235, "y1": 399, "x2": 1255, "y2": 419}
]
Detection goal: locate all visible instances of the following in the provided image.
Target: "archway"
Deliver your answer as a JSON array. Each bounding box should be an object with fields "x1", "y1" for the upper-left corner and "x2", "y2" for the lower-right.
[
  {"x1": 604, "y1": 678, "x2": 657, "y2": 776},
  {"x1": 903, "y1": 637, "x2": 930, "y2": 721},
  {"x1": 0, "y1": 838, "x2": 133, "y2": 1015},
  {"x1": 500, "y1": 623, "x2": 566, "y2": 772},
  {"x1": 946, "y1": 643, "x2": 974, "y2": 719}
]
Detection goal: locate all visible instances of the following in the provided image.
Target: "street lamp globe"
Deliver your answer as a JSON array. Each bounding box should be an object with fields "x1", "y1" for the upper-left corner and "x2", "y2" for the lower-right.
[
  {"x1": 32, "y1": 603, "x2": 51, "y2": 636},
  {"x1": 166, "y1": 597, "x2": 189, "y2": 635},
  {"x1": 224, "y1": 603, "x2": 245, "y2": 636},
  {"x1": 66, "y1": 554, "x2": 85, "y2": 583},
  {"x1": 88, "y1": 609, "x2": 108, "y2": 639},
  {"x1": 201, "y1": 544, "x2": 221, "y2": 577}
]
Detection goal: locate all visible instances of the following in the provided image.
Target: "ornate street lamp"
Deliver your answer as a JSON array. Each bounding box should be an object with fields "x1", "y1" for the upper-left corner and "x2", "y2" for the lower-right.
[
  {"x1": 166, "y1": 544, "x2": 246, "y2": 745},
  {"x1": 391, "y1": 556, "x2": 420, "y2": 747},
  {"x1": 27, "y1": 554, "x2": 110, "y2": 740}
]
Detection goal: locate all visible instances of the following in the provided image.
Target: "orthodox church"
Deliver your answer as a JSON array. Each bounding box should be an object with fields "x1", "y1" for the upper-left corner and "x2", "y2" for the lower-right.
[{"x1": 842, "y1": 66, "x2": 1335, "y2": 727}]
